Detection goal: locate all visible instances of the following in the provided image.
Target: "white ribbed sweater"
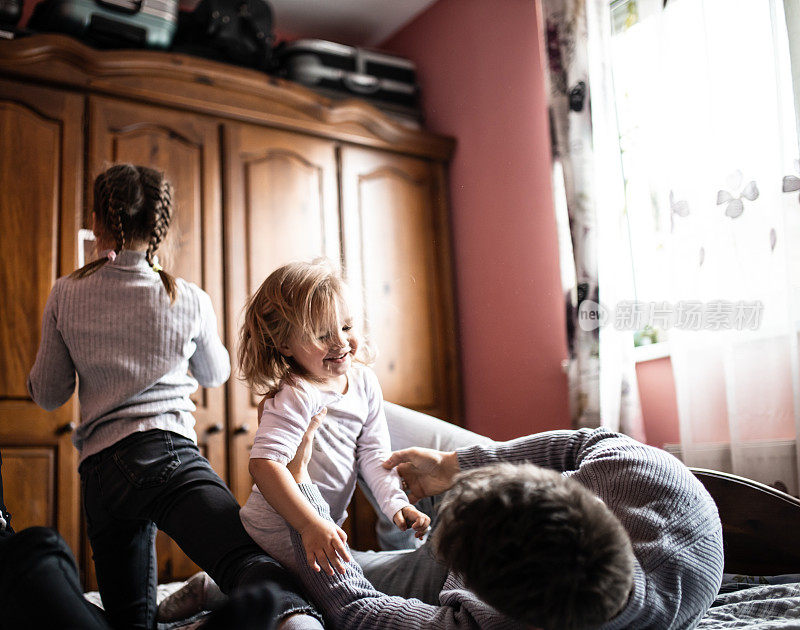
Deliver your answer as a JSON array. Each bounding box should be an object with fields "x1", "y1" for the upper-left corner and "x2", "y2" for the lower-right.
[{"x1": 27, "y1": 250, "x2": 230, "y2": 460}]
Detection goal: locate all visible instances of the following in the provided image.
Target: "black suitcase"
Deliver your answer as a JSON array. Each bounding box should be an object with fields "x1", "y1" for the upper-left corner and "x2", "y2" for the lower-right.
[
  {"x1": 0, "y1": 0, "x2": 21, "y2": 38},
  {"x1": 28, "y1": 0, "x2": 178, "y2": 49},
  {"x1": 276, "y1": 39, "x2": 422, "y2": 127}
]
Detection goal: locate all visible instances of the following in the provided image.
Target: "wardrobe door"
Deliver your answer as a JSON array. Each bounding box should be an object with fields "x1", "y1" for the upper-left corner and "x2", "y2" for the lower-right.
[
  {"x1": 340, "y1": 146, "x2": 460, "y2": 423},
  {"x1": 0, "y1": 80, "x2": 83, "y2": 556},
  {"x1": 88, "y1": 96, "x2": 225, "y2": 581},
  {"x1": 223, "y1": 123, "x2": 340, "y2": 504}
]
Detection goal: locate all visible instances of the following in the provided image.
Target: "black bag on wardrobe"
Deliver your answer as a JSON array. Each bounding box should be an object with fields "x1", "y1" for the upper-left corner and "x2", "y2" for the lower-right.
[
  {"x1": 171, "y1": 0, "x2": 275, "y2": 71},
  {"x1": 0, "y1": 0, "x2": 22, "y2": 37}
]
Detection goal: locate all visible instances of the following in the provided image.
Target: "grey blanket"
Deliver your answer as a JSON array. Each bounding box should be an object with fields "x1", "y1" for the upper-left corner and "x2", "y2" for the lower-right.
[{"x1": 698, "y1": 582, "x2": 800, "y2": 629}]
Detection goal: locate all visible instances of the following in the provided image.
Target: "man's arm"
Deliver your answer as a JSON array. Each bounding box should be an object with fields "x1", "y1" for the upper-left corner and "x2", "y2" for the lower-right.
[
  {"x1": 455, "y1": 428, "x2": 597, "y2": 475},
  {"x1": 289, "y1": 484, "x2": 524, "y2": 630},
  {"x1": 381, "y1": 430, "x2": 596, "y2": 503}
]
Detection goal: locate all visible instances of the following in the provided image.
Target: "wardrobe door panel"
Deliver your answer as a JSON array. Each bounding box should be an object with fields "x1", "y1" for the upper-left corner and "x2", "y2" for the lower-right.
[
  {"x1": 89, "y1": 96, "x2": 225, "y2": 582},
  {"x1": 340, "y1": 147, "x2": 459, "y2": 423},
  {"x1": 224, "y1": 123, "x2": 340, "y2": 504},
  {"x1": 0, "y1": 79, "x2": 83, "y2": 558}
]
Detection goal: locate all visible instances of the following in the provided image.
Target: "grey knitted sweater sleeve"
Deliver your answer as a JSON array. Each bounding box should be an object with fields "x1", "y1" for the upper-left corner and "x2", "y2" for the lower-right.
[
  {"x1": 290, "y1": 428, "x2": 723, "y2": 630},
  {"x1": 187, "y1": 288, "x2": 230, "y2": 388},
  {"x1": 26, "y1": 281, "x2": 77, "y2": 411}
]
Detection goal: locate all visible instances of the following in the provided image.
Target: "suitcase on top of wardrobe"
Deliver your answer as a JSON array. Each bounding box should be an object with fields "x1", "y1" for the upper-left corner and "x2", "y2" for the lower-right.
[
  {"x1": 28, "y1": 0, "x2": 178, "y2": 49},
  {"x1": 276, "y1": 38, "x2": 422, "y2": 128}
]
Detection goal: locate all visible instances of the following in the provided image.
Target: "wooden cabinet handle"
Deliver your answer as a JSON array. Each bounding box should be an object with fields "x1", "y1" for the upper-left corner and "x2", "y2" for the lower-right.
[
  {"x1": 233, "y1": 424, "x2": 250, "y2": 435},
  {"x1": 57, "y1": 422, "x2": 76, "y2": 435},
  {"x1": 206, "y1": 423, "x2": 223, "y2": 435}
]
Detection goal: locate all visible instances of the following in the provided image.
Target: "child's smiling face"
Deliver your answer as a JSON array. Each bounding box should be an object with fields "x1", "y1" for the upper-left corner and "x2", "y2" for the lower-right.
[{"x1": 283, "y1": 307, "x2": 358, "y2": 391}]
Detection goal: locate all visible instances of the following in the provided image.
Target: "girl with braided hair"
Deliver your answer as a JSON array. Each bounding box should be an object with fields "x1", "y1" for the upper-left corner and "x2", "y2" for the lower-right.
[{"x1": 27, "y1": 164, "x2": 323, "y2": 630}]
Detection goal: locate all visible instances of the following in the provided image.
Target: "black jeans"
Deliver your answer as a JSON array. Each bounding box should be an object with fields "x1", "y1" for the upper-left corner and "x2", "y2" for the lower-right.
[
  {"x1": 80, "y1": 429, "x2": 317, "y2": 630},
  {"x1": 0, "y1": 526, "x2": 109, "y2": 629}
]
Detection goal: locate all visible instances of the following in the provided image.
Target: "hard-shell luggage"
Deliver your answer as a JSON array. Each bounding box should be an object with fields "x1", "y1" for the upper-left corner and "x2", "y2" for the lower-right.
[
  {"x1": 28, "y1": 0, "x2": 178, "y2": 49},
  {"x1": 276, "y1": 39, "x2": 422, "y2": 126}
]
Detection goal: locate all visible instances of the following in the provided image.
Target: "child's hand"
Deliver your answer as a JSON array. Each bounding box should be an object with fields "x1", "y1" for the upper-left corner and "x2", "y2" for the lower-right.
[
  {"x1": 298, "y1": 516, "x2": 351, "y2": 575},
  {"x1": 393, "y1": 505, "x2": 431, "y2": 540}
]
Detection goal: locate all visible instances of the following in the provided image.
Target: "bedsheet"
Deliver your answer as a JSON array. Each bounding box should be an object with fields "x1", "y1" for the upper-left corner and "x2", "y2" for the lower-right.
[{"x1": 697, "y1": 577, "x2": 800, "y2": 629}]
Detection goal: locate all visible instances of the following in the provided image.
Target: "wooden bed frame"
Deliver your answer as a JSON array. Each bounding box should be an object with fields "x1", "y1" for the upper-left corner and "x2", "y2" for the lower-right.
[{"x1": 690, "y1": 468, "x2": 800, "y2": 575}]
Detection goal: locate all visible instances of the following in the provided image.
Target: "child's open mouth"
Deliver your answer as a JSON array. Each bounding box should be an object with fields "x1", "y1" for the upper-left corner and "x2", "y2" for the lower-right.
[{"x1": 325, "y1": 353, "x2": 348, "y2": 362}]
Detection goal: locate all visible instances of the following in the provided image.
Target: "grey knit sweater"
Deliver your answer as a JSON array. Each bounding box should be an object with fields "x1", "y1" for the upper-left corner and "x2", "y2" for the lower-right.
[
  {"x1": 290, "y1": 428, "x2": 724, "y2": 629},
  {"x1": 27, "y1": 250, "x2": 230, "y2": 461}
]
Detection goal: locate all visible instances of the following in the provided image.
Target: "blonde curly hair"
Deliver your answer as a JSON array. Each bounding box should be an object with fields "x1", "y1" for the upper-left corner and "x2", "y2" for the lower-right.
[{"x1": 238, "y1": 260, "x2": 373, "y2": 396}]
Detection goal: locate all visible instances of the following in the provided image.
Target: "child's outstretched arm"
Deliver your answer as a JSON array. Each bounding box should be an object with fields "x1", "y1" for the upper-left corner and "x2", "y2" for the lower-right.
[
  {"x1": 187, "y1": 287, "x2": 230, "y2": 388},
  {"x1": 356, "y1": 369, "x2": 430, "y2": 539}
]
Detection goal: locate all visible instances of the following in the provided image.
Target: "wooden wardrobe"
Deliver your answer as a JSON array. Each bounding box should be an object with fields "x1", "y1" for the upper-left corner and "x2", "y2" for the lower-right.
[{"x1": 0, "y1": 35, "x2": 460, "y2": 586}]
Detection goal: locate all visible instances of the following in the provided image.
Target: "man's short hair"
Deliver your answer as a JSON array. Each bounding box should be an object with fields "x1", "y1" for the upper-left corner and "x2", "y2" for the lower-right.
[{"x1": 433, "y1": 463, "x2": 634, "y2": 630}]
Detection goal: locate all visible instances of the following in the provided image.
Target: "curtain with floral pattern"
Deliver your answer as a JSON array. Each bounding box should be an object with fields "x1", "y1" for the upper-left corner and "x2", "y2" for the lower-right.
[{"x1": 543, "y1": 0, "x2": 645, "y2": 438}]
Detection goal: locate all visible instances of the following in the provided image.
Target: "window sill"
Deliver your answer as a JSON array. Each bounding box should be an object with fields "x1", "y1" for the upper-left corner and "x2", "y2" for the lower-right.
[{"x1": 633, "y1": 342, "x2": 671, "y2": 363}]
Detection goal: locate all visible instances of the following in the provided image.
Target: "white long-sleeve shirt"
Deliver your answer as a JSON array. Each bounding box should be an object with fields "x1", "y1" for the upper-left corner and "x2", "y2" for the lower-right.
[{"x1": 248, "y1": 365, "x2": 410, "y2": 525}]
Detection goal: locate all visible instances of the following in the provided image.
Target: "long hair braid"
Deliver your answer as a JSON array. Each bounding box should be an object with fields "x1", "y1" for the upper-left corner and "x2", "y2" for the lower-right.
[
  {"x1": 144, "y1": 173, "x2": 177, "y2": 302},
  {"x1": 70, "y1": 180, "x2": 126, "y2": 279},
  {"x1": 108, "y1": 195, "x2": 126, "y2": 253}
]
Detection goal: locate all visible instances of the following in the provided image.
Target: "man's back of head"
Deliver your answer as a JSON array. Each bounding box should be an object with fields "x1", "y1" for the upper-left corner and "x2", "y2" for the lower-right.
[{"x1": 434, "y1": 462, "x2": 634, "y2": 630}]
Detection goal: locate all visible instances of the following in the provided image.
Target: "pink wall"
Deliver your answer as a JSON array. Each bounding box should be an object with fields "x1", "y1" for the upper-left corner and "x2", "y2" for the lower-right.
[
  {"x1": 382, "y1": 0, "x2": 570, "y2": 439},
  {"x1": 636, "y1": 358, "x2": 680, "y2": 447}
]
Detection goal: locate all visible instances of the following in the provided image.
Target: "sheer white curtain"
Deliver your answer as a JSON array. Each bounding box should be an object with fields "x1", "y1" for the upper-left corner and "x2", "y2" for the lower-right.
[{"x1": 609, "y1": 0, "x2": 800, "y2": 493}]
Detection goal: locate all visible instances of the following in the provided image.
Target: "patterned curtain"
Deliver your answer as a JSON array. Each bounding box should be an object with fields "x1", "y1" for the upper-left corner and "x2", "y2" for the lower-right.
[{"x1": 543, "y1": 0, "x2": 645, "y2": 437}]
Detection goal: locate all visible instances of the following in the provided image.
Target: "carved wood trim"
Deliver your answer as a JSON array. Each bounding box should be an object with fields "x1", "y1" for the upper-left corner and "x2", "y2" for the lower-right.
[{"x1": 0, "y1": 35, "x2": 456, "y2": 161}]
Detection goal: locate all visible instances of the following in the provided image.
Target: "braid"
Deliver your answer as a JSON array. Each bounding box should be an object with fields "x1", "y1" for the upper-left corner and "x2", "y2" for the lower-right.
[
  {"x1": 70, "y1": 177, "x2": 123, "y2": 280},
  {"x1": 108, "y1": 195, "x2": 126, "y2": 253},
  {"x1": 143, "y1": 171, "x2": 177, "y2": 303},
  {"x1": 144, "y1": 178, "x2": 172, "y2": 267}
]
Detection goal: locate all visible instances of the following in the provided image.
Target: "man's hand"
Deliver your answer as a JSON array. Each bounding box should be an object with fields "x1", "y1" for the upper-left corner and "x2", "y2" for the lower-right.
[
  {"x1": 382, "y1": 447, "x2": 460, "y2": 503},
  {"x1": 287, "y1": 408, "x2": 326, "y2": 483},
  {"x1": 393, "y1": 505, "x2": 431, "y2": 540},
  {"x1": 298, "y1": 516, "x2": 351, "y2": 575}
]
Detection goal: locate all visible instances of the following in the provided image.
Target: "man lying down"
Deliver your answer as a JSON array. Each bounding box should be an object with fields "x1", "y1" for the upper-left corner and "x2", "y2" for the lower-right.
[{"x1": 278, "y1": 425, "x2": 724, "y2": 630}]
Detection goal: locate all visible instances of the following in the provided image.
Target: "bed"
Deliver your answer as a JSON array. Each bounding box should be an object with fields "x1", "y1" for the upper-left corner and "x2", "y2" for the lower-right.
[
  {"x1": 90, "y1": 465, "x2": 800, "y2": 628},
  {"x1": 690, "y1": 468, "x2": 800, "y2": 628}
]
